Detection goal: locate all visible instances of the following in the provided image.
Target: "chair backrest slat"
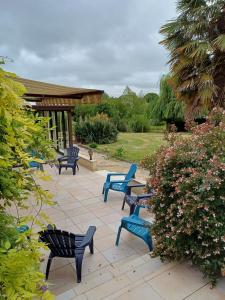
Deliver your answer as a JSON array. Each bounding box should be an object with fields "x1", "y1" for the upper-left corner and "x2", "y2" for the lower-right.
[
  {"x1": 67, "y1": 146, "x2": 79, "y2": 164},
  {"x1": 39, "y1": 229, "x2": 77, "y2": 257},
  {"x1": 125, "y1": 164, "x2": 137, "y2": 181},
  {"x1": 47, "y1": 231, "x2": 63, "y2": 256}
]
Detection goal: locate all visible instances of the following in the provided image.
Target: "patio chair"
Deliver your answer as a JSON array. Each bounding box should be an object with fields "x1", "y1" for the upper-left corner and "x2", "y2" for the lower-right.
[
  {"x1": 58, "y1": 146, "x2": 80, "y2": 175},
  {"x1": 116, "y1": 204, "x2": 153, "y2": 251},
  {"x1": 39, "y1": 225, "x2": 96, "y2": 283},
  {"x1": 29, "y1": 150, "x2": 44, "y2": 171},
  {"x1": 122, "y1": 183, "x2": 155, "y2": 215},
  {"x1": 102, "y1": 163, "x2": 137, "y2": 202}
]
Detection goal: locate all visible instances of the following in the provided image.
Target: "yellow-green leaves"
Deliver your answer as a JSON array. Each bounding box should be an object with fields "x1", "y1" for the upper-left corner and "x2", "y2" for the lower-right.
[
  {"x1": 213, "y1": 34, "x2": 225, "y2": 51},
  {"x1": 0, "y1": 67, "x2": 55, "y2": 298}
]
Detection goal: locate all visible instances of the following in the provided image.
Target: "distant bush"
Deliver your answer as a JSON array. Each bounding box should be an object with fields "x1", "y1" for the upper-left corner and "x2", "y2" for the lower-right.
[
  {"x1": 73, "y1": 86, "x2": 158, "y2": 133},
  {"x1": 113, "y1": 117, "x2": 129, "y2": 132},
  {"x1": 75, "y1": 119, "x2": 118, "y2": 144},
  {"x1": 130, "y1": 115, "x2": 150, "y2": 132},
  {"x1": 90, "y1": 113, "x2": 109, "y2": 122},
  {"x1": 89, "y1": 143, "x2": 98, "y2": 149}
]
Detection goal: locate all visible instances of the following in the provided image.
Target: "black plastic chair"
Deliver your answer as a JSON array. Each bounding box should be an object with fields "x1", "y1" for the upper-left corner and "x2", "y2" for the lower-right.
[
  {"x1": 58, "y1": 146, "x2": 80, "y2": 175},
  {"x1": 122, "y1": 184, "x2": 155, "y2": 215},
  {"x1": 39, "y1": 225, "x2": 96, "y2": 283}
]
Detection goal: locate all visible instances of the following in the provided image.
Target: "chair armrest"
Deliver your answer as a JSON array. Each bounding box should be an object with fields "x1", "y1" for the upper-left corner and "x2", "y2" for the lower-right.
[
  {"x1": 79, "y1": 226, "x2": 96, "y2": 248},
  {"x1": 58, "y1": 156, "x2": 68, "y2": 162},
  {"x1": 136, "y1": 192, "x2": 155, "y2": 200},
  {"x1": 106, "y1": 173, "x2": 127, "y2": 181},
  {"x1": 122, "y1": 218, "x2": 152, "y2": 228},
  {"x1": 128, "y1": 184, "x2": 145, "y2": 189},
  {"x1": 109, "y1": 179, "x2": 130, "y2": 186}
]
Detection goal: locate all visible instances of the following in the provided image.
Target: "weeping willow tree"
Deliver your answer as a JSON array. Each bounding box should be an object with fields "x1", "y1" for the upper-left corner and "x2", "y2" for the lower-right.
[
  {"x1": 160, "y1": 0, "x2": 225, "y2": 114},
  {"x1": 150, "y1": 74, "x2": 184, "y2": 124}
]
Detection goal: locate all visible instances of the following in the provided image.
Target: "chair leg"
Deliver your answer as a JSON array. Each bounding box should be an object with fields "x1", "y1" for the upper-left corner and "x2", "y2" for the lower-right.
[
  {"x1": 146, "y1": 236, "x2": 153, "y2": 252},
  {"x1": 130, "y1": 204, "x2": 135, "y2": 215},
  {"x1": 46, "y1": 254, "x2": 53, "y2": 280},
  {"x1": 75, "y1": 255, "x2": 83, "y2": 283},
  {"x1": 59, "y1": 166, "x2": 61, "y2": 175},
  {"x1": 77, "y1": 164, "x2": 79, "y2": 171},
  {"x1": 66, "y1": 167, "x2": 67, "y2": 170},
  {"x1": 122, "y1": 197, "x2": 126, "y2": 210},
  {"x1": 104, "y1": 188, "x2": 109, "y2": 202},
  {"x1": 73, "y1": 167, "x2": 76, "y2": 175},
  {"x1": 102, "y1": 184, "x2": 105, "y2": 194},
  {"x1": 89, "y1": 239, "x2": 94, "y2": 254},
  {"x1": 115, "y1": 225, "x2": 122, "y2": 246}
]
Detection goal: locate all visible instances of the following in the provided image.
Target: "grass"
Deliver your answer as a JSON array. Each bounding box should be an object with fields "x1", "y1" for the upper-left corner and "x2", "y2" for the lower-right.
[{"x1": 97, "y1": 132, "x2": 167, "y2": 163}]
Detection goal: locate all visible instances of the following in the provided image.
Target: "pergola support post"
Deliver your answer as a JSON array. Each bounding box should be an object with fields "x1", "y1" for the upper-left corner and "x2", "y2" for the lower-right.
[{"x1": 68, "y1": 110, "x2": 73, "y2": 147}]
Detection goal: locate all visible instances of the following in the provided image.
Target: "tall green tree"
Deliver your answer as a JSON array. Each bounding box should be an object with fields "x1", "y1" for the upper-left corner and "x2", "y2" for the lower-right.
[
  {"x1": 160, "y1": 0, "x2": 225, "y2": 113},
  {"x1": 144, "y1": 92, "x2": 159, "y2": 104},
  {"x1": 150, "y1": 75, "x2": 184, "y2": 123},
  {"x1": 122, "y1": 86, "x2": 136, "y2": 96}
]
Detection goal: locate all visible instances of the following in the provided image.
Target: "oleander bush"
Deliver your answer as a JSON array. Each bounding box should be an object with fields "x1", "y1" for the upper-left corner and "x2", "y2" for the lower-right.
[{"x1": 141, "y1": 108, "x2": 225, "y2": 285}]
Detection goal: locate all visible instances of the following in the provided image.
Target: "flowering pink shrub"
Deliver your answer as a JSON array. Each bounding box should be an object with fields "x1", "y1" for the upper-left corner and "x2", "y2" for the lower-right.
[{"x1": 141, "y1": 108, "x2": 225, "y2": 284}]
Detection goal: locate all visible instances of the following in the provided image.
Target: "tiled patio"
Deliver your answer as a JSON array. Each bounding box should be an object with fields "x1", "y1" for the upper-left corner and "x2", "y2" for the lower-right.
[{"x1": 36, "y1": 165, "x2": 224, "y2": 300}]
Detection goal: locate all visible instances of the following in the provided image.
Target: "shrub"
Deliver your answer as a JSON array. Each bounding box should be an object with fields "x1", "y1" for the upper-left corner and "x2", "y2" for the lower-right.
[
  {"x1": 141, "y1": 108, "x2": 225, "y2": 285},
  {"x1": 130, "y1": 115, "x2": 150, "y2": 132},
  {"x1": 113, "y1": 146, "x2": 126, "y2": 159},
  {"x1": 89, "y1": 143, "x2": 98, "y2": 149},
  {"x1": 0, "y1": 65, "x2": 54, "y2": 299},
  {"x1": 90, "y1": 113, "x2": 109, "y2": 122},
  {"x1": 113, "y1": 117, "x2": 129, "y2": 132},
  {"x1": 75, "y1": 119, "x2": 118, "y2": 144}
]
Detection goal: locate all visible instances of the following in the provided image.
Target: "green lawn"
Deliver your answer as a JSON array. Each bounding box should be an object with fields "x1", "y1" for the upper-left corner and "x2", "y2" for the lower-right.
[{"x1": 97, "y1": 132, "x2": 167, "y2": 163}]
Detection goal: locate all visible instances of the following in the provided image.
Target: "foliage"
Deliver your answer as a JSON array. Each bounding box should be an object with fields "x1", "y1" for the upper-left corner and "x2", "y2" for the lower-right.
[
  {"x1": 141, "y1": 108, "x2": 225, "y2": 284},
  {"x1": 0, "y1": 64, "x2": 55, "y2": 299},
  {"x1": 144, "y1": 92, "x2": 159, "y2": 104},
  {"x1": 74, "y1": 85, "x2": 156, "y2": 133},
  {"x1": 113, "y1": 146, "x2": 126, "y2": 159},
  {"x1": 75, "y1": 118, "x2": 118, "y2": 144},
  {"x1": 130, "y1": 115, "x2": 150, "y2": 132},
  {"x1": 0, "y1": 212, "x2": 19, "y2": 247},
  {"x1": 150, "y1": 75, "x2": 184, "y2": 123},
  {"x1": 160, "y1": 0, "x2": 225, "y2": 113},
  {"x1": 89, "y1": 143, "x2": 98, "y2": 149}
]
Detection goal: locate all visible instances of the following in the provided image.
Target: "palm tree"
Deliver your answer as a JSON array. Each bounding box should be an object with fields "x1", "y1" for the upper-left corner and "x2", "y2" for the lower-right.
[{"x1": 160, "y1": 0, "x2": 225, "y2": 114}]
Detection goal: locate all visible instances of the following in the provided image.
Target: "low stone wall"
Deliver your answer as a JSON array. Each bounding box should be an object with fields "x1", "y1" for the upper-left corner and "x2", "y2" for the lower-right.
[{"x1": 78, "y1": 154, "x2": 97, "y2": 171}]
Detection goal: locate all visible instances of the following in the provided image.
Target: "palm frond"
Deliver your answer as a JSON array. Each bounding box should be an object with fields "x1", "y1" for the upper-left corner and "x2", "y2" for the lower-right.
[{"x1": 213, "y1": 34, "x2": 225, "y2": 51}]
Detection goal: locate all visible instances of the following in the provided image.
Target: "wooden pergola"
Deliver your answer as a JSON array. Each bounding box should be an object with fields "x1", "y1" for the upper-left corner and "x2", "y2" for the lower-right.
[{"x1": 15, "y1": 77, "x2": 103, "y2": 151}]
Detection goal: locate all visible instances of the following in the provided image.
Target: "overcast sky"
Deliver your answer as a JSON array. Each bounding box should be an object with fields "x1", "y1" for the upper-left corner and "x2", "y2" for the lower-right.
[{"x1": 0, "y1": 0, "x2": 176, "y2": 96}]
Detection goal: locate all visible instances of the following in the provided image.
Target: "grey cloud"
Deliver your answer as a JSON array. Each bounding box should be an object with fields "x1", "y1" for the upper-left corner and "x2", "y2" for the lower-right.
[{"x1": 0, "y1": 0, "x2": 176, "y2": 95}]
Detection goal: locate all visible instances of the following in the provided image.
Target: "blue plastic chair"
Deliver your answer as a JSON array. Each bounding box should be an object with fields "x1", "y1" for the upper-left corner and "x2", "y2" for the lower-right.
[
  {"x1": 115, "y1": 204, "x2": 153, "y2": 251},
  {"x1": 102, "y1": 164, "x2": 137, "y2": 202},
  {"x1": 29, "y1": 150, "x2": 44, "y2": 171}
]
